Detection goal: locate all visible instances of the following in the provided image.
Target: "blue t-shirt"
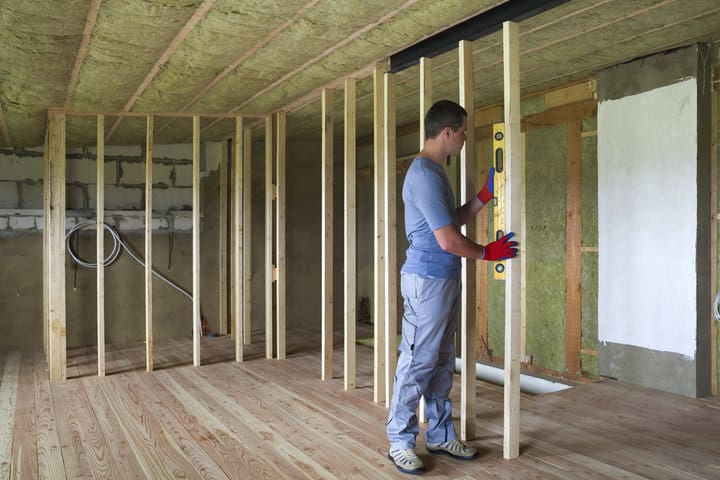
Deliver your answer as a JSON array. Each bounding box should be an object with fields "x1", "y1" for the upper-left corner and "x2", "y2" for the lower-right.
[{"x1": 401, "y1": 156, "x2": 461, "y2": 279}]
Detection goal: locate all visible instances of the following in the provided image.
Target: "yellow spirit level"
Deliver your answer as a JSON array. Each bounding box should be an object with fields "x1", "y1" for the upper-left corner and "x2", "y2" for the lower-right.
[{"x1": 492, "y1": 123, "x2": 506, "y2": 280}]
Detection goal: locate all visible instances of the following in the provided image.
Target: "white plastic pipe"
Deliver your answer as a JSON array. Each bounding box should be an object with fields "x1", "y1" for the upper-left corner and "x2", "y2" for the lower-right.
[{"x1": 455, "y1": 358, "x2": 571, "y2": 395}]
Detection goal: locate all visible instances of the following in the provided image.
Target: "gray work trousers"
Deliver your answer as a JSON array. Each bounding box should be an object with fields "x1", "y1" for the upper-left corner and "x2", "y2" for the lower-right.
[{"x1": 386, "y1": 273, "x2": 460, "y2": 449}]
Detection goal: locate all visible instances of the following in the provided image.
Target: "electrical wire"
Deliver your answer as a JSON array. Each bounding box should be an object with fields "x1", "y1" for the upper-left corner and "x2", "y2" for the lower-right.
[{"x1": 65, "y1": 220, "x2": 192, "y2": 301}]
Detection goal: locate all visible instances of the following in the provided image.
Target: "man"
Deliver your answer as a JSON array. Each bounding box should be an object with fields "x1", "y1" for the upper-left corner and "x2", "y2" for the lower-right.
[{"x1": 387, "y1": 100, "x2": 518, "y2": 475}]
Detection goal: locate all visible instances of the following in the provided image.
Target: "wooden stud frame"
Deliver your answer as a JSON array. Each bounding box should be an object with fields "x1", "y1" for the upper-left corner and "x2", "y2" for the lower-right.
[
  {"x1": 502, "y1": 21, "x2": 522, "y2": 460},
  {"x1": 243, "y1": 126, "x2": 253, "y2": 346},
  {"x1": 711, "y1": 89, "x2": 718, "y2": 396},
  {"x1": 192, "y1": 116, "x2": 201, "y2": 367},
  {"x1": 566, "y1": 120, "x2": 582, "y2": 376},
  {"x1": 276, "y1": 111, "x2": 287, "y2": 360},
  {"x1": 96, "y1": 115, "x2": 105, "y2": 377},
  {"x1": 418, "y1": 56, "x2": 432, "y2": 422},
  {"x1": 145, "y1": 115, "x2": 154, "y2": 372},
  {"x1": 43, "y1": 129, "x2": 49, "y2": 360},
  {"x1": 322, "y1": 89, "x2": 334, "y2": 380},
  {"x1": 373, "y1": 63, "x2": 386, "y2": 403},
  {"x1": 458, "y1": 39, "x2": 477, "y2": 441},
  {"x1": 384, "y1": 73, "x2": 397, "y2": 405},
  {"x1": 233, "y1": 117, "x2": 244, "y2": 362},
  {"x1": 265, "y1": 115, "x2": 274, "y2": 359},
  {"x1": 47, "y1": 111, "x2": 67, "y2": 382},
  {"x1": 344, "y1": 77, "x2": 357, "y2": 390},
  {"x1": 220, "y1": 137, "x2": 228, "y2": 336}
]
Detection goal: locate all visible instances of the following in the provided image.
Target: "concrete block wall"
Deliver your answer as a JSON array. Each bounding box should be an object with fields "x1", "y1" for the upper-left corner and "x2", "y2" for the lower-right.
[{"x1": 0, "y1": 142, "x2": 219, "y2": 231}]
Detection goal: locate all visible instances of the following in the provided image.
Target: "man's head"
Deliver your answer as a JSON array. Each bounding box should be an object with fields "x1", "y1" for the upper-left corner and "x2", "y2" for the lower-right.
[
  {"x1": 424, "y1": 100, "x2": 468, "y2": 157},
  {"x1": 424, "y1": 100, "x2": 468, "y2": 140}
]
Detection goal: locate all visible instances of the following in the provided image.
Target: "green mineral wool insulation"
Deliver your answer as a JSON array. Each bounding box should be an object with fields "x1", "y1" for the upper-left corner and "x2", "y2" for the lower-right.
[{"x1": 525, "y1": 123, "x2": 567, "y2": 373}]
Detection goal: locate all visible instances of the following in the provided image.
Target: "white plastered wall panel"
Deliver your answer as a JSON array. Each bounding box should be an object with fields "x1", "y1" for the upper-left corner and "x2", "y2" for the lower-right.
[{"x1": 598, "y1": 78, "x2": 697, "y2": 358}]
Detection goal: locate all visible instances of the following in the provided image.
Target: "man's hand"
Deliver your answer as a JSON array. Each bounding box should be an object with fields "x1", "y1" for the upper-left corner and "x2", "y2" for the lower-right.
[
  {"x1": 477, "y1": 167, "x2": 495, "y2": 205},
  {"x1": 482, "y1": 232, "x2": 518, "y2": 261}
]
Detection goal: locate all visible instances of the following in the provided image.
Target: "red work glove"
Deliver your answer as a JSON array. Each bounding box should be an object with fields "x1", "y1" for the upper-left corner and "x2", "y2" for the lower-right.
[
  {"x1": 477, "y1": 167, "x2": 495, "y2": 204},
  {"x1": 482, "y1": 232, "x2": 518, "y2": 261}
]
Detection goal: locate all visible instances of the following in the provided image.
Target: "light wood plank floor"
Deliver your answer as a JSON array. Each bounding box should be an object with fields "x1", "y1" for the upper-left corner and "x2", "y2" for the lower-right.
[{"x1": 2, "y1": 331, "x2": 720, "y2": 479}]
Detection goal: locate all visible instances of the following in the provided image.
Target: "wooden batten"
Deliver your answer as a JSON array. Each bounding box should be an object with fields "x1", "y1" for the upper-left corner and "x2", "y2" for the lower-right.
[
  {"x1": 276, "y1": 111, "x2": 287, "y2": 360},
  {"x1": 565, "y1": 120, "x2": 582, "y2": 376},
  {"x1": 234, "y1": 117, "x2": 244, "y2": 362},
  {"x1": 265, "y1": 115, "x2": 274, "y2": 359},
  {"x1": 192, "y1": 115, "x2": 201, "y2": 367},
  {"x1": 96, "y1": 114, "x2": 105, "y2": 377},
  {"x1": 711, "y1": 90, "x2": 718, "y2": 396},
  {"x1": 43, "y1": 129, "x2": 49, "y2": 360},
  {"x1": 458, "y1": 39, "x2": 477, "y2": 441},
  {"x1": 502, "y1": 21, "x2": 522, "y2": 460},
  {"x1": 344, "y1": 77, "x2": 357, "y2": 390},
  {"x1": 418, "y1": 56, "x2": 432, "y2": 423},
  {"x1": 243, "y1": 127, "x2": 252, "y2": 346},
  {"x1": 145, "y1": 115, "x2": 154, "y2": 372},
  {"x1": 321, "y1": 89, "x2": 334, "y2": 380},
  {"x1": 47, "y1": 112, "x2": 67, "y2": 381},
  {"x1": 373, "y1": 63, "x2": 386, "y2": 403},
  {"x1": 383, "y1": 72, "x2": 397, "y2": 406},
  {"x1": 219, "y1": 137, "x2": 228, "y2": 336}
]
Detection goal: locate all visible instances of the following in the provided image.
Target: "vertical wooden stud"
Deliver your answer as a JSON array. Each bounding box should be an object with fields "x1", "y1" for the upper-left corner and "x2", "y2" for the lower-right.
[
  {"x1": 373, "y1": 63, "x2": 387, "y2": 403},
  {"x1": 711, "y1": 90, "x2": 718, "y2": 395},
  {"x1": 502, "y1": 20, "x2": 522, "y2": 460},
  {"x1": 384, "y1": 73, "x2": 397, "y2": 405},
  {"x1": 459, "y1": 39, "x2": 477, "y2": 441},
  {"x1": 265, "y1": 115, "x2": 274, "y2": 359},
  {"x1": 47, "y1": 111, "x2": 67, "y2": 381},
  {"x1": 419, "y1": 56, "x2": 432, "y2": 422},
  {"x1": 566, "y1": 120, "x2": 582, "y2": 376},
  {"x1": 43, "y1": 129, "x2": 49, "y2": 361},
  {"x1": 192, "y1": 116, "x2": 201, "y2": 367},
  {"x1": 243, "y1": 127, "x2": 253, "y2": 346},
  {"x1": 344, "y1": 77, "x2": 357, "y2": 390},
  {"x1": 520, "y1": 133, "x2": 527, "y2": 361},
  {"x1": 96, "y1": 114, "x2": 105, "y2": 377},
  {"x1": 219, "y1": 137, "x2": 228, "y2": 336},
  {"x1": 234, "y1": 117, "x2": 244, "y2": 362},
  {"x1": 322, "y1": 89, "x2": 334, "y2": 380},
  {"x1": 276, "y1": 111, "x2": 287, "y2": 360},
  {"x1": 145, "y1": 115, "x2": 154, "y2": 372}
]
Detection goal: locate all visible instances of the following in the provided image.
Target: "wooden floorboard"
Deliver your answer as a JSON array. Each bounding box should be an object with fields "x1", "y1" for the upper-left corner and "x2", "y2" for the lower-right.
[{"x1": 4, "y1": 330, "x2": 720, "y2": 479}]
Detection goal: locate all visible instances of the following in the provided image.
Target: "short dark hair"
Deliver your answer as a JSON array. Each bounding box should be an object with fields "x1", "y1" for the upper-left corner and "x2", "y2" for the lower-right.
[{"x1": 424, "y1": 100, "x2": 467, "y2": 140}]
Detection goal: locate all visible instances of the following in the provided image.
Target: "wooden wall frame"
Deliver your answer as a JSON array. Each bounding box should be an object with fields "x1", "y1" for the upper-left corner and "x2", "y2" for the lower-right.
[
  {"x1": 373, "y1": 63, "x2": 387, "y2": 403},
  {"x1": 145, "y1": 115, "x2": 154, "y2": 372},
  {"x1": 96, "y1": 114, "x2": 105, "y2": 377},
  {"x1": 276, "y1": 111, "x2": 287, "y2": 360},
  {"x1": 265, "y1": 115, "x2": 274, "y2": 359},
  {"x1": 344, "y1": 77, "x2": 357, "y2": 390},
  {"x1": 233, "y1": 117, "x2": 244, "y2": 362},
  {"x1": 458, "y1": 39, "x2": 477, "y2": 441},
  {"x1": 502, "y1": 20, "x2": 522, "y2": 460},
  {"x1": 384, "y1": 72, "x2": 397, "y2": 405},
  {"x1": 322, "y1": 89, "x2": 334, "y2": 380}
]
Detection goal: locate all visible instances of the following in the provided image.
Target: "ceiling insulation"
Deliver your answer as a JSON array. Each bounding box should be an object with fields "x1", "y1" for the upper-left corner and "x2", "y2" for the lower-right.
[{"x1": 0, "y1": 0, "x2": 718, "y2": 148}]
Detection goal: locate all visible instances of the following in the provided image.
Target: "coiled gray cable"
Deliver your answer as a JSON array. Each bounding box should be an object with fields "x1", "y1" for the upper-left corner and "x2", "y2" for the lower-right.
[{"x1": 65, "y1": 220, "x2": 192, "y2": 300}]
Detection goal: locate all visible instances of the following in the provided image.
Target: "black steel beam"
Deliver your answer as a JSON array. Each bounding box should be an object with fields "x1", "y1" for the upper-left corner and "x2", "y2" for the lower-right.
[{"x1": 389, "y1": 0, "x2": 570, "y2": 73}]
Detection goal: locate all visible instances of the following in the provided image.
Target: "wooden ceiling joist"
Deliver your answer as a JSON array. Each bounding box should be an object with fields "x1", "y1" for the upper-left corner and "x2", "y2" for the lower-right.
[
  {"x1": 64, "y1": 0, "x2": 101, "y2": 109},
  {"x1": 106, "y1": 0, "x2": 216, "y2": 142}
]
